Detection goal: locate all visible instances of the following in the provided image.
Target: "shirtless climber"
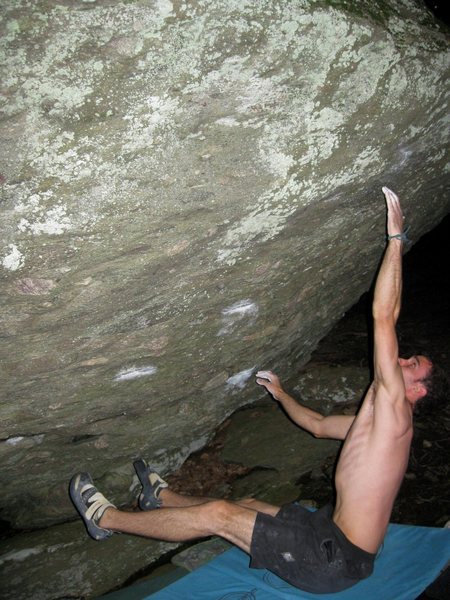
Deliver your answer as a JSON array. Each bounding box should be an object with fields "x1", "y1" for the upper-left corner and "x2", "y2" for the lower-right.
[{"x1": 70, "y1": 187, "x2": 443, "y2": 593}]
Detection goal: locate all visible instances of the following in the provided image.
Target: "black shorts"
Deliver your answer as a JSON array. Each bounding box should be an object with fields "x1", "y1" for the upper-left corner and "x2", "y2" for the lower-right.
[{"x1": 250, "y1": 503, "x2": 376, "y2": 594}]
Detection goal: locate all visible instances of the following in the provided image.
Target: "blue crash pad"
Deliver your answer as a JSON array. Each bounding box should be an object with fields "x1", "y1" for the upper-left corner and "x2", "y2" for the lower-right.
[{"x1": 148, "y1": 523, "x2": 450, "y2": 599}]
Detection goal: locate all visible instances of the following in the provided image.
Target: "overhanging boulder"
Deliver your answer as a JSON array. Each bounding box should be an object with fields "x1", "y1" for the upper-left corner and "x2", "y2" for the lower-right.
[{"x1": 1, "y1": 0, "x2": 449, "y2": 532}]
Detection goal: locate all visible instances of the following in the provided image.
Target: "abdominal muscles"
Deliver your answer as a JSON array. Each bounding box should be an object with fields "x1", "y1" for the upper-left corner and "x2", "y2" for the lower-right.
[{"x1": 333, "y1": 404, "x2": 412, "y2": 552}]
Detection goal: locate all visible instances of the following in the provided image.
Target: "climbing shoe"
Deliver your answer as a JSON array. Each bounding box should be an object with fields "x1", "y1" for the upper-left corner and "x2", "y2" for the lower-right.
[
  {"x1": 69, "y1": 472, "x2": 115, "y2": 541},
  {"x1": 133, "y1": 458, "x2": 168, "y2": 510}
]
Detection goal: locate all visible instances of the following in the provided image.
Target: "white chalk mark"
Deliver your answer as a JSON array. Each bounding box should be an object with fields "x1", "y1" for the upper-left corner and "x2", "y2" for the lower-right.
[
  {"x1": 226, "y1": 367, "x2": 255, "y2": 389},
  {"x1": 5, "y1": 436, "x2": 25, "y2": 446},
  {"x1": 221, "y1": 300, "x2": 258, "y2": 317},
  {"x1": 219, "y1": 300, "x2": 259, "y2": 335},
  {"x1": 4, "y1": 434, "x2": 45, "y2": 446},
  {"x1": 114, "y1": 366, "x2": 157, "y2": 382},
  {"x1": 0, "y1": 547, "x2": 44, "y2": 566}
]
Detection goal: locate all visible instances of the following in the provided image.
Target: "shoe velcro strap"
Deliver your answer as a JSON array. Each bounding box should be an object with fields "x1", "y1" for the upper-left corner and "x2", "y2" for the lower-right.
[
  {"x1": 81, "y1": 485, "x2": 114, "y2": 521},
  {"x1": 149, "y1": 473, "x2": 168, "y2": 497}
]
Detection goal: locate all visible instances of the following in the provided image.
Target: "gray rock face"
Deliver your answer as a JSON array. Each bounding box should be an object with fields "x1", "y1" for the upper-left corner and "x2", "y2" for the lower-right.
[
  {"x1": 1, "y1": 0, "x2": 449, "y2": 536},
  {"x1": 0, "y1": 520, "x2": 178, "y2": 600}
]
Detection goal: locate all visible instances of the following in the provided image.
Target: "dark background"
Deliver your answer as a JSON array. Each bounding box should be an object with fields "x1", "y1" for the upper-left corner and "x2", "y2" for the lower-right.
[{"x1": 424, "y1": 1, "x2": 449, "y2": 25}]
